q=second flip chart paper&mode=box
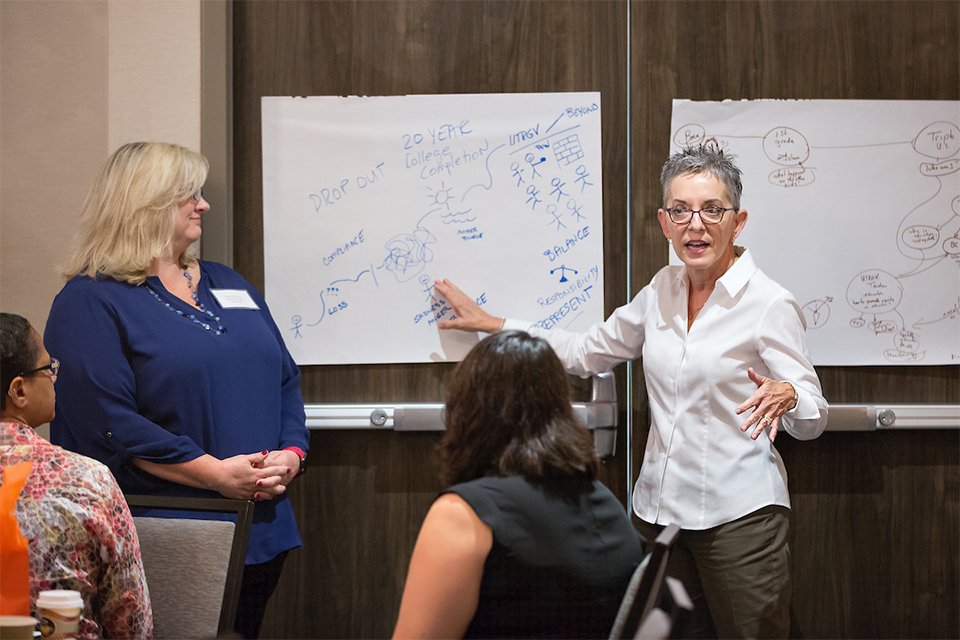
[262,93,605,365]
[669,99,960,366]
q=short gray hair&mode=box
[660,140,743,209]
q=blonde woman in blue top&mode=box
[45,142,308,639]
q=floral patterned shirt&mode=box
[0,421,153,638]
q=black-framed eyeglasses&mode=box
[21,358,59,378]
[191,188,204,202]
[666,205,736,225]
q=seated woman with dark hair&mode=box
[393,330,643,639]
[0,312,152,638]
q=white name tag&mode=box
[211,289,260,309]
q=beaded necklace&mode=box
[145,265,225,335]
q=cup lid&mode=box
[36,590,83,608]
[0,615,38,625]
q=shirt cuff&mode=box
[781,381,819,420]
[501,318,535,333]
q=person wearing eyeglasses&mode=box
[1,312,153,639]
[43,142,309,639]
[433,142,828,639]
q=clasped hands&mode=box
[219,448,301,502]
[736,368,797,442]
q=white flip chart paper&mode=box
[670,99,960,365]
[262,93,605,364]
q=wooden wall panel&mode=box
[778,429,959,638]
[630,2,959,638]
[233,2,629,637]
[234,0,957,637]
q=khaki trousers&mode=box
[636,505,791,640]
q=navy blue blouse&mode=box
[44,260,309,564]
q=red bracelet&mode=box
[282,446,307,476]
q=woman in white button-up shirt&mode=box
[435,142,828,639]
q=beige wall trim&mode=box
[200,0,233,267]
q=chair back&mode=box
[608,523,681,640]
[126,495,253,639]
[633,576,694,639]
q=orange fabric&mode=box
[1,461,33,615]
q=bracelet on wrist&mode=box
[282,446,307,477]
[785,383,798,411]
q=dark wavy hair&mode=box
[1,312,39,411]
[439,330,598,487]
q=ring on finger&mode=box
[762,416,773,426]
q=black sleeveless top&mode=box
[446,475,644,639]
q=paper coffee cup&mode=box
[0,615,38,640]
[36,591,82,640]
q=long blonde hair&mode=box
[61,142,209,284]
